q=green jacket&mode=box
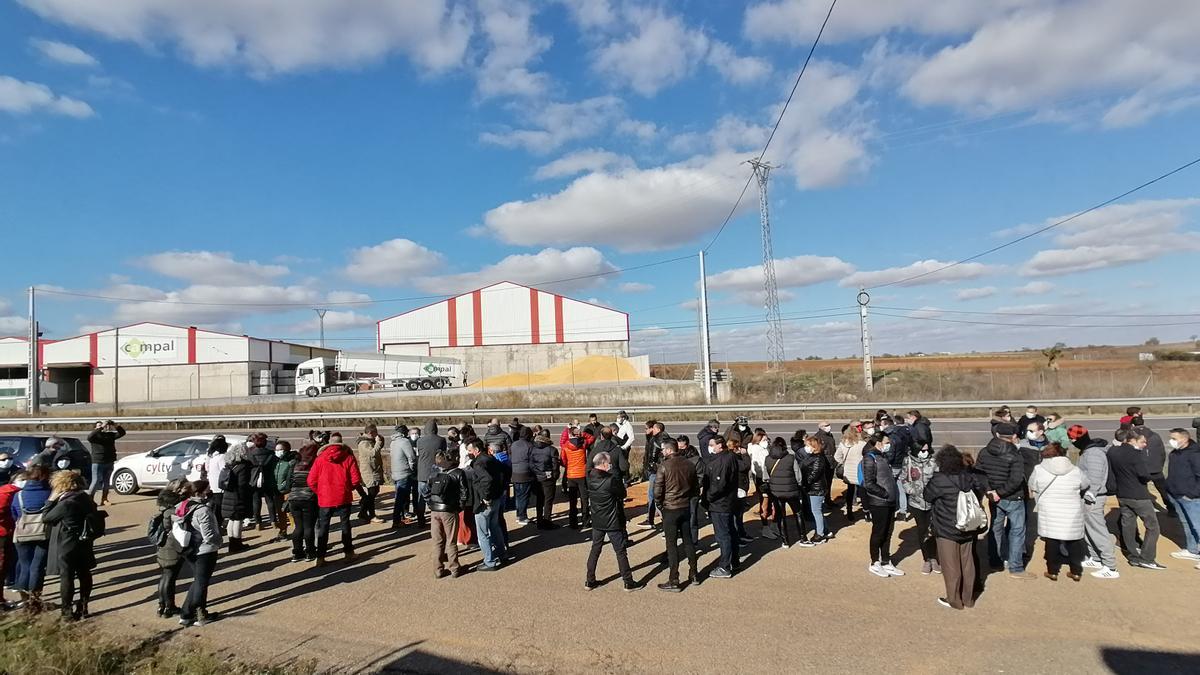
[275,451,297,493]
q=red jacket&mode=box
[0,484,17,537]
[307,444,363,508]
[559,429,595,450]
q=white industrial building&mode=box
[376,281,633,382]
[0,322,335,408]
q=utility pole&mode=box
[314,308,328,348]
[27,287,39,415]
[747,159,785,375]
[858,289,874,393]
[113,326,120,416]
[698,250,713,404]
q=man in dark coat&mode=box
[415,420,447,527]
[86,420,125,504]
[584,452,637,591]
[701,436,740,578]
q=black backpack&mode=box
[147,512,168,547]
[81,508,107,541]
[428,470,453,499]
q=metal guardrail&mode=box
[0,396,1196,427]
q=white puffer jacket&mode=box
[1030,456,1091,540]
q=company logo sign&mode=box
[122,338,177,359]
[423,362,452,375]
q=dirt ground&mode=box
[63,483,1200,674]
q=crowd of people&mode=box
[0,406,1197,623]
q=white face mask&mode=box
[275,450,286,458]
[820,425,831,433]
[1169,439,1181,450]
[409,433,420,441]
[0,459,11,469]
[863,427,875,436]
[56,459,70,470]
[1025,412,1036,419]
[917,450,931,459]
[14,480,27,489]
[880,444,891,454]
[1026,430,1040,440]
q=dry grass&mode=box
[0,615,314,675]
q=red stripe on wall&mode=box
[554,295,564,344]
[88,333,97,402]
[472,290,483,346]
[529,288,540,344]
[447,297,458,347]
[187,327,197,364]
[36,340,45,375]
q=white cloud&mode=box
[475,0,551,99]
[483,152,749,251]
[1021,199,1200,277]
[592,9,709,96]
[140,250,289,285]
[558,0,616,29]
[106,284,324,327]
[17,0,473,77]
[1013,281,1054,296]
[706,41,771,85]
[30,38,99,67]
[618,282,654,293]
[708,256,855,294]
[955,286,996,301]
[0,75,94,118]
[324,291,372,304]
[744,0,1028,44]
[345,239,445,286]
[292,310,376,333]
[901,0,1200,126]
[534,149,634,180]
[480,96,652,154]
[0,316,29,335]
[840,260,995,288]
[414,246,616,295]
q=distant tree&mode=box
[1054,341,1067,349]
[1145,337,1161,346]
[1042,344,1065,370]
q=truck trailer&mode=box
[295,352,462,397]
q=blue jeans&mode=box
[893,468,908,514]
[807,495,827,538]
[645,473,657,525]
[416,481,430,522]
[13,541,49,593]
[89,462,114,496]
[710,510,739,572]
[393,477,412,522]
[989,498,1027,572]
[1170,495,1200,554]
[513,482,532,521]
[474,502,506,567]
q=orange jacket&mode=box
[561,441,588,480]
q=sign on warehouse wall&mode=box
[120,337,179,363]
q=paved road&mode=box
[77,475,1200,673]
[73,415,1196,456]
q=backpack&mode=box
[218,465,235,492]
[13,492,49,543]
[81,508,107,541]
[955,478,988,532]
[428,470,453,499]
[147,511,169,547]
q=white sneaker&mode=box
[1090,567,1120,579]
[516,519,530,526]
[882,563,905,577]
[868,562,889,578]
[1169,550,1200,561]
[1081,558,1103,569]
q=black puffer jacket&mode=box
[586,468,626,531]
[798,451,830,497]
[701,451,739,512]
[509,439,535,483]
[220,455,252,520]
[735,450,751,493]
[861,449,897,507]
[247,445,278,495]
[483,425,511,453]
[924,470,988,542]
[87,425,125,464]
[975,438,1025,500]
[764,446,800,499]
[468,452,504,511]
[155,490,184,568]
[529,438,559,480]
[589,436,628,478]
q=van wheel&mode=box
[420,379,434,390]
[345,384,359,394]
[433,378,446,389]
[305,386,320,398]
[113,470,139,496]
[405,381,420,391]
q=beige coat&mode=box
[355,434,385,488]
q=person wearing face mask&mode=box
[272,441,297,542]
[529,429,560,530]
[697,420,721,459]
[0,452,25,486]
[833,426,867,522]
[46,438,92,484]
[353,425,385,524]
[561,426,591,530]
[308,432,365,566]
[508,417,526,445]
[638,422,670,529]
[1017,422,1050,558]
[862,433,904,578]
[797,437,831,545]
[203,436,229,528]
[813,422,837,509]
[1108,429,1164,570]
[976,423,1033,579]
[880,416,913,522]
[388,425,417,529]
[1067,425,1119,579]
[0,467,20,609]
[1016,406,1045,440]
[287,444,319,563]
[43,470,99,621]
[901,443,940,574]
[508,427,537,526]
[614,411,635,467]
[906,411,933,452]
[724,416,753,449]
[219,439,252,553]
[484,418,512,456]
[175,479,222,627]
[1044,414,1072,457]
[1165,428,1200,566]
[10,466,53,612]
[764,437,801,548]
[415,420,447,528]
[701,436,740,579]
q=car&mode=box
[0,435,90,467]
[110,434,263,496]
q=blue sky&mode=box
[2,0,1199,362]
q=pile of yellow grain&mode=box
[469,355,643,388]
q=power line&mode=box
[875,305,1200,319]
[873,310,1200,330]
[35,254,697,308]
[869,154,1200,289]
[702,0,839,253]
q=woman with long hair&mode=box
[924,445,988,609]
[833,426,866,521]
[43,470,98,620]
[799,436,831,543]
[177,479,222,627]
[764,437,803,548]
[747,429,771,525]
[154,479,191,617]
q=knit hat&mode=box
[1119,415,1134,428]
[1067,424,1089,441]
[994,422,1018,437]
